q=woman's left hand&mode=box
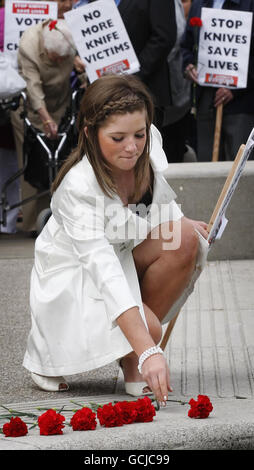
[187,218,209,239]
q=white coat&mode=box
[23,126,209,376]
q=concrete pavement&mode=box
[0,231,254,452]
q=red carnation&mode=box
[37,409,65,435]
[188,395,213,419]
[49,20,58,31]
[134,396,156,423]
[3,417,28,437]
[114,401,138,425]
[189,17,203,27]
[70,407,97,431]
[97,403,123,428]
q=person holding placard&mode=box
[70,0,179,164]
[181,0,254,161]
[23,74,209,402]
[118,0,178,161]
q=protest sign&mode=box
[4,1,57,55]
[64,0,140,83]
[208,127,254,244]
[197,8,253,89]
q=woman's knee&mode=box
[179,218,199,266]
[160,217,199,269]
[133,218,199,281]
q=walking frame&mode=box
[0,89,81,232]
[160,127,254,351]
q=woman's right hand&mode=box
[116,306,172,404]
[141,353,172,404]
[38,107,58,140]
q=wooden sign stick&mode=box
[160,144,246,352]
[212,103,223,162]
[207,144,245,233]
[160,313,179,351]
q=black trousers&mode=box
[154,107,196,163]
[196,88,254,161]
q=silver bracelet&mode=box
[138,346,163,374]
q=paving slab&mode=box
[0,234,254,452]
[0,395,254,451]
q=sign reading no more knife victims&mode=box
[197,8,253,89]
[4,1,57,55]
[64,0,140,82]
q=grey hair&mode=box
[42,19,75,57]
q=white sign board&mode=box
[208,127,254,245]
[197,8,253,89]
[64,0,140,83]
[4,1,57,55]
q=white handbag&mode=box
[0,52,26,99]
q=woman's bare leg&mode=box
[133,216,199,321]
[121,216,199,385]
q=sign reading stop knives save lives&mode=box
[4,1,57,54]
[197,8,253,89]
[64,0,140,82]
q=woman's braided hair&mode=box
[83,95,146,128]
[52,74,154,201]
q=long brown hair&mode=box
[51,74,154,200]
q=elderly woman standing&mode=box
[11,19,76,233]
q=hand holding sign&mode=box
[214,87,233,107]
[209,127,254,243]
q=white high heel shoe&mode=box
[117,359,153,397]
[125,381,153,397]
[31,372,69,392]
